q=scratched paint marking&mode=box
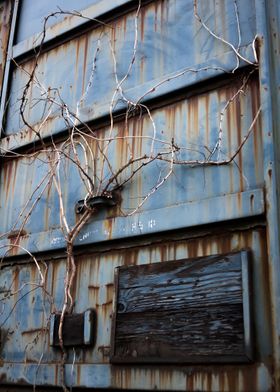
[50,237,65,246]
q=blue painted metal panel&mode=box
[13,0,137,58]
[4,0,257,140]
[0,189,264,256]
[16,0,103,43]
[0,77,264,255]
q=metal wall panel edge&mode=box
[0,188,264,258]
[255,0,280,388]
[0,363,272,391]
[0,47,255,152]
[12,0,137,59]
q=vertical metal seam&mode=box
[255,0,280,387]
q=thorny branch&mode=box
[0,1,260,390]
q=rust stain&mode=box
[88,284,99,306]
[159,243,167,262]
[54,364,59,387]
[98,345,111,361]
[122,248,139,267]
[106,283,114,303]
[110,22,116,52]
[8,234,21,256]
[188,95,199,139]
[98,301,112,325]
[167,103,176,140]
[186,369,194,390]
[234,84,243,192]
[160,0,166,32]
[13,267,19,295]
[3,159,18,202]
[71,254,81,302]
[103,218,113,240]
[251,78,262,183]
[111,364,266,391]
[139,52,145,83]
[115,122,126,176]
[44,180,52,231]
[82,35,89,96]
[204,93,210,147]
[7,229,27,239]
[152,0,165,32]
[29,261,37,283]
[237,190,242,212]
[216,235,233,255]
[75,38,81,87]
[76,364,81,386]
[131,117,137,160]
[140,6,146,42]
[21,327,47,336]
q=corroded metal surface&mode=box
[0,226,273,390]
[4,0,257,140]
[0,77,263,255]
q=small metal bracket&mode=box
[75,195,117,214]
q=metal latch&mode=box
[75,195,117,214]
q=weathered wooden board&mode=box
[111,250,253,363]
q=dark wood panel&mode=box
[111,250,253,363]
[52,313,84,347]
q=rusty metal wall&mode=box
[0,224,273,390]
[0,0,279,390]
[2,0,257,148]
[0,76,264,255]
